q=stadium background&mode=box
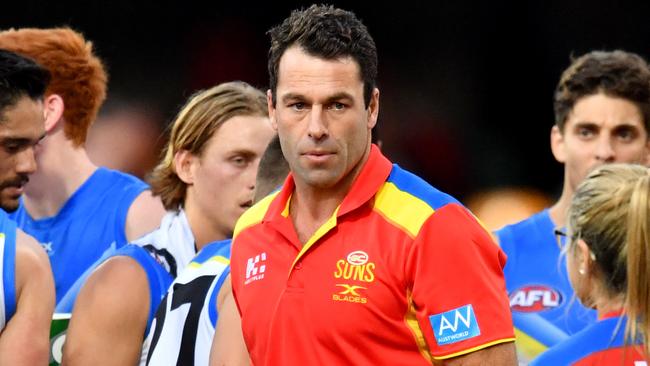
[2,0,649,227]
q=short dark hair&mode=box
[0,48,50,118]
[268,4,377,107]
[554,50,650,132]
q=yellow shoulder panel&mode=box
[233,191,279,238]
[373,182,435,238]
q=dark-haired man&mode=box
[0,49,55,365]
[496,50,650,362]
[230,5,516,365]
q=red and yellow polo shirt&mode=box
[231,145,514,365]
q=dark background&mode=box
[3,0,650,203]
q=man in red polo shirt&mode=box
[230,4,517,365]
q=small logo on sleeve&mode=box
[244,252,266,285]
[429,304,481,345]
[40,241,54,256]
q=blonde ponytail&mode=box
[625,174,650,357]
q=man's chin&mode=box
[0,198,20,213]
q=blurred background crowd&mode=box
[3,0,649,229]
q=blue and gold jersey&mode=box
[531,313,646,366]
[497,210,596,362]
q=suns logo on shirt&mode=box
[509,285,562,312]
[332,250,375,304]
[333,250,375,283]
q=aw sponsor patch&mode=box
[429,304,480,345]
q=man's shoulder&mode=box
[233,191,279,238]
[372,164,463,238]
[73,167,149,208]
[0,209,15,234]
[94,167,149,192]
[532,318,624,366]
[15,229,52,306]
[384,164,461,211]
[193,239,232,265]
[495,210,551,244]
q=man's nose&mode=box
[15,147,37,175]
[595,136,615,162]
[307,106,328,141]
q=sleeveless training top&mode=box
[0,209,17,331]
[10,167,148,304]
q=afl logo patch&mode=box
[509,285,562,312]
[347,251,369,265]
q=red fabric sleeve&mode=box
[405,203,515,359]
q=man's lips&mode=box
[302,151,335,163]
[2,185,24,196]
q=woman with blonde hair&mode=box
[532,163,650,365]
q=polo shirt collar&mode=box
[264,144,392,224]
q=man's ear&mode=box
[43,94,65,133]
[550,125,567,164]
[174,150,196,185]
[367,88,379,129]
[267,90,277,132]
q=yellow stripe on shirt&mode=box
[373,182,435,238]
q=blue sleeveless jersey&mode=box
[0,210,16,330]
[9,168,148,304]
[113,245,173,333]
[531,315,646,366]
[56,244,173,334]
[496,209,596,361]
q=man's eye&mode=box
[329,102,345,111]
[577,128,595,138]
[617,129,636,141]
[4,144,20,153]
[290,102,305,111]
[232,157,246,166]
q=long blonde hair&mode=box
[148,81,267,210]
[567,163,650,356]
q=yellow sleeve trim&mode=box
[188,255,230,269]
[433,337,516,360]
[403,290,434,363]
[232,191,279,238]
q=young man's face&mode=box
[187,114,274,238]
[269,46,379,191]
[552,93,650,191]
[0,96,45,212]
